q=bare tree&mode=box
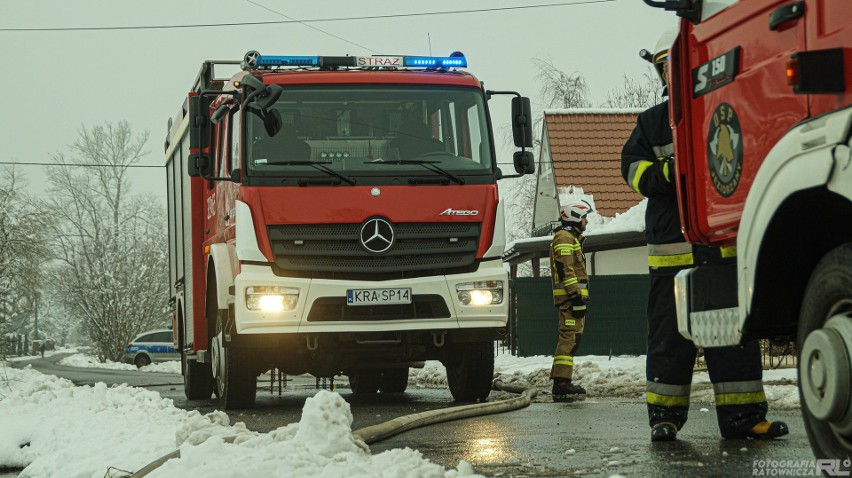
[0,167,50,356]
[602,67,663,109]
[43,121,168,362]
[531,58,592,110]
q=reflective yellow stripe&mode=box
[648,242,692,255]
[630,160,654,194]
[648,253,694,268]
[720,246,737,258]
[553,355,573,366]
[714,391,767,406]
[646,391,690,407]
[663,160,671,182]
[572,305,586,311]
[580,289,589,298]
[553,289,567,296]
[562,277,579,286]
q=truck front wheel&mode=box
[444,341,494,402]
[798,242,852,466]
[211,310,257,409]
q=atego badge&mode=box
[707,103,743,198]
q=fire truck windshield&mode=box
[245,86,493,180]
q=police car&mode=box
[123,328,179,367]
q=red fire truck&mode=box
[164,51,534,409]
[646,0,851,463]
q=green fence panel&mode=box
[515,275,649,357]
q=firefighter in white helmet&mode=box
[621,28,788,442]
[548,199,593,399]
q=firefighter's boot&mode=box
[746,421,789,439]
[552,378,586,398]
[651,422,678,442]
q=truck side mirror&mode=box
[188,94,211,177]
[513,151,535,175]
[211,104,229,124]
[642,0,702,24]
[511,97,533,148]
[241,75,282,109]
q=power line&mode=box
[245,0,378,54]
[0,161,162,168]
[0,1,617,32]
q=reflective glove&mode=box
[659,155,675,183]
[570,296,587,319]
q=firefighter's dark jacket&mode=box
[620,100,683,247]
[550,225,588,306]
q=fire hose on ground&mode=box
[129,380,536,477]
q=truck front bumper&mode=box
[233,259,509,335]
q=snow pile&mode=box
[59,353,182,374]
[0,365,483,478]
[555,186,647,236]
[149,390,483,477]
[0,365,239,476]
[585,198,647,236]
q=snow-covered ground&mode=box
[0,352,798,478]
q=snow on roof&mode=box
[543,108,646,115]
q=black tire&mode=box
[349,371,381,394]
[379,368,409,393]
[798,242,852,466]
[445,341,494,402]
[183,350,213,400]
[213,310,257,409]
[134,354,151,368]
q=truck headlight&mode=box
[245,286,299,312]
[456,281,503,306]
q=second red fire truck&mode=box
[646,0,852,465]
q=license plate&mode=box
[347,288,412,306]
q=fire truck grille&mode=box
[267,222,481,279]
[307,295,451,321]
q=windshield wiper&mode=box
[265,160,356,185]
[362,160,465,185]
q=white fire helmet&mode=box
[559,199,593,223]
[653,28,678,87]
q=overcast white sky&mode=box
[0,0,676,198]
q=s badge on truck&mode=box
[693,47,740,98]
[707,102,743,198]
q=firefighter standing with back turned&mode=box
[549,199,593,399]
[621,29,789,442]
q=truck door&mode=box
[672,0,808,245]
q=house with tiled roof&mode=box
[532,108,645,236]
[501,108,651,276]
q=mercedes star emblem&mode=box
[359,217,395,254]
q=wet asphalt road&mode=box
[16,355,817,477]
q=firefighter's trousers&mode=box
[646,274,768,437]
[550,306,585,380]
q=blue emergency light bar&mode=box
[241,50,467,70]
[403,55,467,68]
[255,55,320,67]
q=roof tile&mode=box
[544,111,644,216]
